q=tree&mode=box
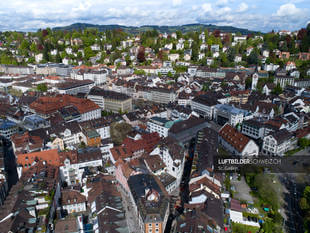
[37,83,48,92]
[227,47,236,62]
[245,77,252,89]
[110,122,132,145]
[84,46,94,60]
[191,42,199,62]
[300,197,310,210]
[43,44,49,62]
[247,50,259,65]
[272,83,283,95]
[167,71,173,78]
[55,53,62,63]
[298,138,310,148]
[137,46,146,63]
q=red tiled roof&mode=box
[219,124,250,153]
[295,126,310,138]
[29,94,100,115]
[17,149,60,170]
[62,189,86,205]
[11,132,43,153]
[59,150,78,165]
[123,132,160,154]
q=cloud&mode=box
[172,0,182,6]
[202,3,212,13]
[217,7,231,14]
[0,0,308,32]
[275,3,302,16]
[237,2,248,12]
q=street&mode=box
[3,139,18,189]
[279,174,304,233]
[164,138,195,233]
[117,185,142,233]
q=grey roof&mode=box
[270,129,292,144]
[88,87,131,100]
[127,174,169,222]
[215,104,250,116]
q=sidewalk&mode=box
[117,185,142,233]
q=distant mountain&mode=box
[53,23,260,35]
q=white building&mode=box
[150,138,186,186]
[214,104,252,127]
[191,95,219,120]
[82,70,108,85]
[62,190,87,213]
[147,117,176,138]
[219,124,259,157]
[35,53,43,63]
[242,119,267,140]
[168,54,179,62]
[59,148,103,185]
[262,129,292,156]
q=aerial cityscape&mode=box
[0,1,309,233]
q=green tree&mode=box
[191,42,199,62]
[167,71,173,78]
[271,83,283,95]
[247,50,259,65]
[298,138,310,148]
[84,46,94,60]
[37,83,48,92]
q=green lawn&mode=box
[232,222,260,233]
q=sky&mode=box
[0,0,309,32]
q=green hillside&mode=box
[53,23,260,35]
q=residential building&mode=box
[191,94,220,119]
[196,67,225,79]
[151,137,186,186]
[87,174,129,233]
[262,129,293,156]
[219,124,259,156]
[151,88,176,104]
[242,119,267,139]
[22,114,50,131]
[11,131,44,154]
[88,87,133,113]
[48,121,85,149]
[147,117,177,138]
[128,174,170,233]
[168,117,209,145]
[61,189,87,214]
[0,119,18,139]
[59,148,103,185]
[274,76,295,88]
[214,104,252,126]
[56,79,95,95]
[229,199,260,227]
[29,95,101,121]
[17,149,61,172]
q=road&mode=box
[164,139,195,233]
[2,139,18,189]
[293,147,310,156]
[279,174,304,233]
[117,185,142,233]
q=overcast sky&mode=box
[0,0,309,32]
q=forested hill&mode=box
[53,23,260,35]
